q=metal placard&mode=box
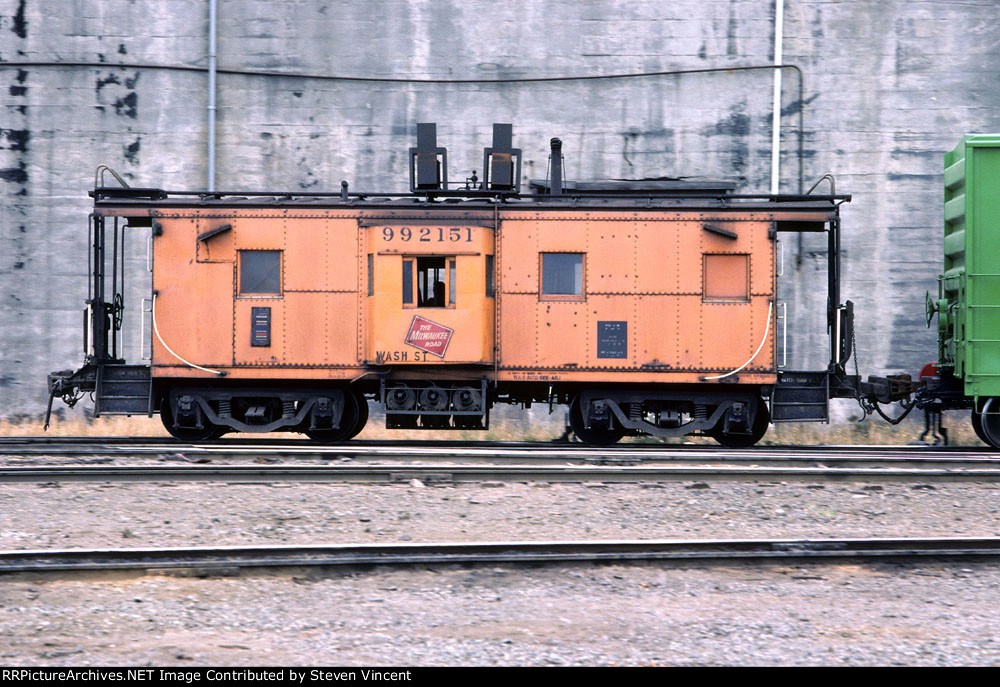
[251,307,271,347]
[597,321,627,359]
[404,315,454,358]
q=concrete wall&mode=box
[1,0,999,419]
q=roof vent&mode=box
[482,123,521,193]
[409,123,448,192]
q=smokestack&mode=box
[549,137,563,196]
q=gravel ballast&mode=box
[2,478,1000,665]
[1,480,999,549]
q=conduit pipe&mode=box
[208,0,217,192]
[770,0,784,195]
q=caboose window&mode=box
[367,254,374,297]
[402,256,455,308]
[402,259,414,305]
[418,257,447,307]
[448,259,456,306]
[239,250,281,295]
[541,253,584,298]
[486,254,495,297]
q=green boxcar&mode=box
[939,134,1000,400]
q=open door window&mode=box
[403,256,457,308]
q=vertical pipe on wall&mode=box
[208,0,218,192]
[769,0,784,195]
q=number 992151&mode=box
[381,227,473,243]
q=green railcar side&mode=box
[940,134,1000,400]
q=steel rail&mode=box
[1,440,998,471]
[9,452,1000,471]
[4,537,1000,574]
[0,434,996,453]
[0,436,991,455]
[2,463,1000,484]
[1,436,991,452]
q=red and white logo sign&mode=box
[404,316,454,358]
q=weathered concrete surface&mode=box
[1,0,999,419]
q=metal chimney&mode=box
[549,137,563,196]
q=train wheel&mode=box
[306,390,363,442]
[159,398,223,442]
[972,399,1000,449]
[711,397,770,448]
[342,392,369,440]
[569,396,626,445]
[971,410,988,446]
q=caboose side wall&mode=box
[495,210,777,385]
[150,210,366,380]
[112,204,790,385]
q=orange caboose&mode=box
[47,124,855,446]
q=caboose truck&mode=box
[47,123,913,446]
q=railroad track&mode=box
[2,437,998,470]
[2,436,990,454]
[4,537,1000,575]
[3,462,1000,484]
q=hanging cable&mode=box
[2,60,802,86]
[852,322,870,420]
[151,293,225,376]
[6,60,808,193]
[863,397,917,425]
[701,301,773,381]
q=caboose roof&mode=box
[91,185,848,215]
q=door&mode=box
[365,220,495,365]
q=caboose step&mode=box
[95,364,152,415]
[772,371,829,422]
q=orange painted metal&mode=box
[151,210,364,380]
[133,203,819,386]
[152,216,234,372]
[497,211,776,385]
[703,254,749,301]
